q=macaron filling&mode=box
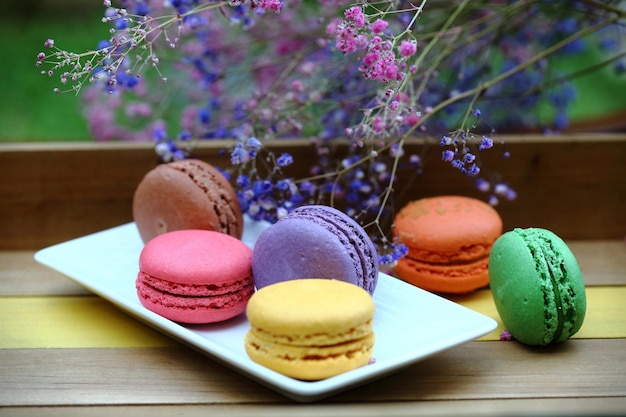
[136,272,255,312]
[138,272,253,297]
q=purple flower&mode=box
[499,330,514,341]
[133,2,151,16]
[275,179,291,191]
[442,150,455,162]
[246,137,262,152]
[475,178,490,192]
[199,108,211,124]
[467,163,480,176]
[494,183,509,196]
[379,254,393,264]
[276,152,293,167]
[97,40,111,51]
[391,243,408,260]
[236,175,249,187]
[479,136,493,150]
[178,130,192,141]
[298,181,315,196]
[505,188,517,201]
[451,159,465,170]
[230,143,247,165]
[252,179,272,196]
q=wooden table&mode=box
[1,138,625,416]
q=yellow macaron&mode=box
[244,279,375,380]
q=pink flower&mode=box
[372,115,384,132]
[259,0,282,13]
[363,51,380,66]
[384,63,399,81]
[345,6,366,27]
[403,112,421,126]
[499,330,514,341]
[399,40,417,57]
[371,19,388,34]
[334,18,370,54]
[336,24,358,53]
[125,102,153,118]
[325,18,341,36]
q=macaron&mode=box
[393,195,502,293]
[133,159,243,244]
[244,279,375,380]
[135,229,254,324]
[251,205,379,294]
[489,227,586,346]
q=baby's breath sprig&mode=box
[229,137,307,223]
[36,1,280,94]
[37,0,625,264]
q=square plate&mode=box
[35,218,497,402]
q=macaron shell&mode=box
[251,204,379,294]
[133,159,242,243]
[139,229,252,285]
[252,218,358,287]
[136,230,254,324]
[246,278,375,338]
[489,234,548,345]
[393,196,502,262]
[489,228,586,345]
[395,255,489,294]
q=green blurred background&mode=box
[0,0,103,141]
[0,0,624,142]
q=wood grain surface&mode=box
[1,137,625,415]
[1,134,625,249]
[2,339,625,407]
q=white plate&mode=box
[35,218,497,402]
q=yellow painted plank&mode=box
[449,286,626,341]
[0,296,175,348]
[1,287,624,348]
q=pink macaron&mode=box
[136,229,254,324]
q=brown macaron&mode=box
[393,195,502,293]
[133,159,243,243]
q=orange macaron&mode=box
[393,196,502,293]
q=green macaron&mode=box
[488,228,586,346]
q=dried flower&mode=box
[37,0,625,261]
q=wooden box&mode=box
[1,133,624,250]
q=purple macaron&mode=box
[251,205,379,295]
